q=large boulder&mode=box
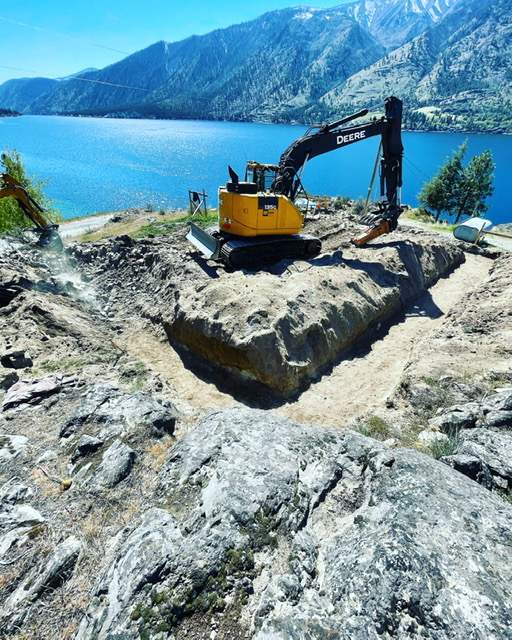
[59,383,179,439]
[76,407,512,640]
[166,235,464,391]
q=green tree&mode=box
[418,142,466,221]
[418,142,495,223]
[454,149,494,223]
[0,149,59,235]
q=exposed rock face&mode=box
[1,535,81,630]
[77,407,512,640]
[166,235,464,391]
[83,439,136,489]
[59,382,179,440]
[436,389,512,491]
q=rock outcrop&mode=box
[76,407,512,640]
[435,389,512,491]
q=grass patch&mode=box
[427,432,460,460]
[404,208,456,233]
[496,489,512,504]
[356,414,393,440]
[133,211,218,239]
[36,350,117,375]
[119,360,149,391]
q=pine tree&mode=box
[454,149,495,223]
[418,143,495,223]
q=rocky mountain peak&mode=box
[351,0,463,46]
[0,0,507,131]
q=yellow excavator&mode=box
[0,173,62,250]
[187,96,403,268]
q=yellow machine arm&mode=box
[351,220,392,246]
[0,173,62,249]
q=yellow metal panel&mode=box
[218,189,304,237]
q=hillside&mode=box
[0,0,510,132]
[1,209,512,638]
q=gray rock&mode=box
[36,449,58,464]
[417,428,449,446]
[75,509,182,640]
[486,390,512,412]
[71,434,104,463]
[59,383,178,439]
[453,429,512,490]
[1,536,81,630]
[0,349,33,369]
[482,409,512,429]
[77,408,512,640]
[0,434,28,460]
[83,440,135,489]
[0,503,45,558]
[430,402,481,433]
[441,454,494,490]
[0,370,19,390]
[0,483,33,505]
[431,391,512,433]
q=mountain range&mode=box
[0,0,510,132]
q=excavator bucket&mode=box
[351,220,391,246]
[36,225,63,251]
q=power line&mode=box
[0,64,152,92]
[71,77,152,92]
[0,15,130,55]
[404,157,431,184]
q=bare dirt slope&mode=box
[112,252,494,429]
[57,211,509,431]
[1,210,509,431]
[275,252,493,425]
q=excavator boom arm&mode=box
[272,97,403,206]
[0,173,62,250]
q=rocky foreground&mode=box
[0,214,511,639]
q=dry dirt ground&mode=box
[57,211,512,433]
[2,209,510,435]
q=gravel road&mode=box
[58,213,114,239]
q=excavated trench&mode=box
[65,217,489,418]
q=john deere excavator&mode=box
[187,96,403,268]
[0,173,62,250]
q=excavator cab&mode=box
[244,162,278,192]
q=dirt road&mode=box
[59,213,114,238]
[275,253,492,426]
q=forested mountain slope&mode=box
[0,0,509,131]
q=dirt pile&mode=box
[68,218,464,392]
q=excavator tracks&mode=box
[220,234,321,268]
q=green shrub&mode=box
[0,148,60,235]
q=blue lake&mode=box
[1,115,511,224]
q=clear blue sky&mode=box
[0,1,351,86]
